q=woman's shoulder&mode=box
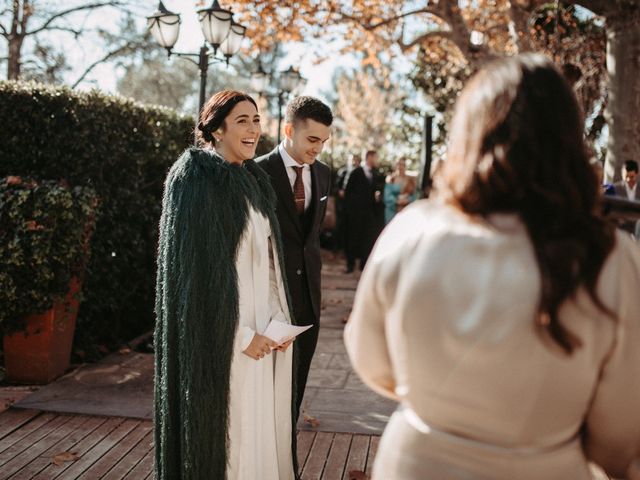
[374,200,524,262]
[372,201,461,257]
[167,148,230,185]
[603,230,640,284]
[387,199,468,232]
[174,147,224,170]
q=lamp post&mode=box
[251,64,304,144]
[146,1,247,124]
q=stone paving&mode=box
[299,253,396,435]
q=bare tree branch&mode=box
[27,1,125,36]
[0,21,8,38]
[361,7,441,30]
[20,58,41,66]
[399,30,453,52]
[40,26,82,37]
[71,39,141,88]
[436,1,492,68]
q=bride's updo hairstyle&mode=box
[436,53,616,354]
[196,90,257,147]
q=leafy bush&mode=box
[0,81,193,354]
[0,176,98,334]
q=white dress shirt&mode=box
[363,164,373,181]
[625,182,637,201]
[279,143,311,211]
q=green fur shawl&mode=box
[154,148,298,480]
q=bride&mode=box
[154,90,296,480]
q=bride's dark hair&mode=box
[436,53,616,354]
[196,90,257,147]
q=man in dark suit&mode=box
[335,153,361,251]
[612,159,640,236]
[256,96,333,417]
[343,149,384,272]
[613,160,640,201]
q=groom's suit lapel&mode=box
[270,149,304,237]
[307,163,321,239]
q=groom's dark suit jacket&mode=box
[257,148,331,411]
[257,148,330,323]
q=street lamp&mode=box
[251,64,304,144]
[146,1,247,124]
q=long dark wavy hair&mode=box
[436,53,616,354]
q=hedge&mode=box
[0,81,196,356]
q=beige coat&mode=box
[344,200,640,479]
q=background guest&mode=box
[383,158,416,224]
[613,159,640,201]
[343,149,383,272]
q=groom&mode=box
[257,96,333,417]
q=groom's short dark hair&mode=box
[285,96,333,127]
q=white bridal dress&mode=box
[226,206,295,480]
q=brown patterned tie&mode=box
[292,166,305,214]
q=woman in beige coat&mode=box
[344,54,640,480]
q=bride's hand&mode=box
[243,334,278,360]
[274,338,294,352]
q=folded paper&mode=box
[263,320,313,346]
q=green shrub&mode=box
[0,176,98,334]
[0,81,193,354]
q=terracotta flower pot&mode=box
[3,277,82,384]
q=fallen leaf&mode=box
[6,175,22,185]
[303,412,320,428]
[118,346,132,355]
[51,451,80,466]
[24,220,38,231]
[348,470,369,480]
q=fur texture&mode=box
[154,148,297,479]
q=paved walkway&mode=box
[301,254,396,434]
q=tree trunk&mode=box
[603,8,640,182]
[7,0,28,80]
[7,34,24,80]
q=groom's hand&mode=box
[243,334,278,360]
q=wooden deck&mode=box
[0,409,378,479]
